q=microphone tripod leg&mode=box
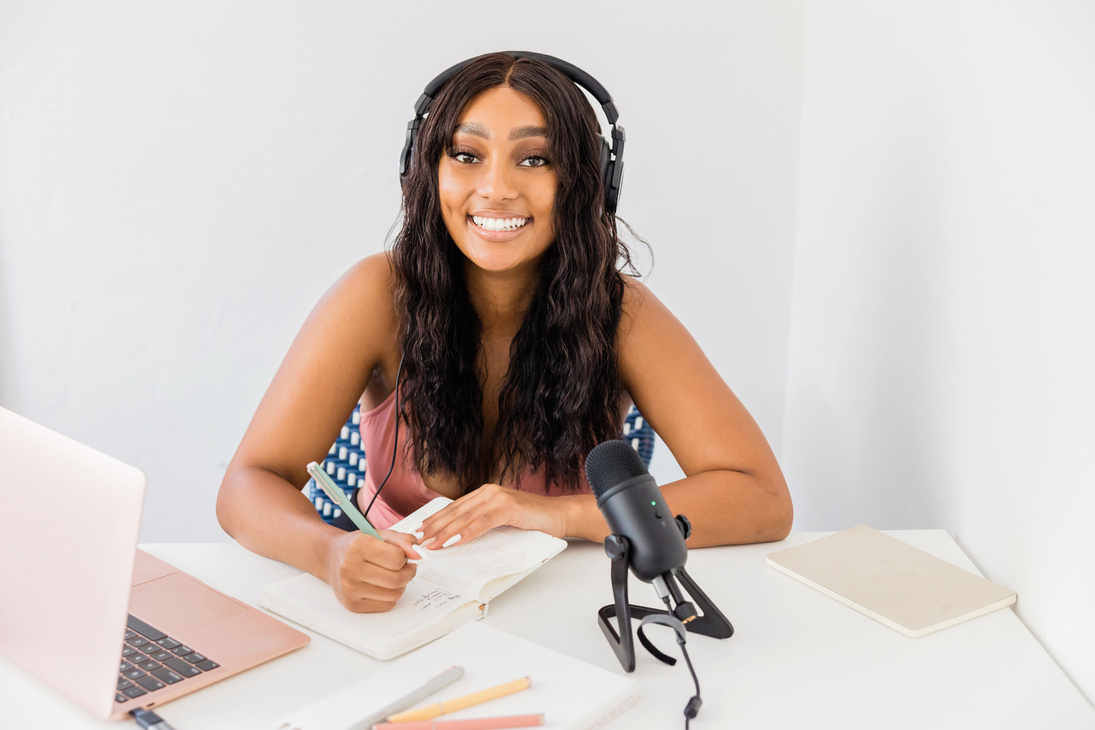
[673,566,734,639]
[669,514,734,639]
[597,534,639,671]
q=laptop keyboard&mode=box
[116,614,221,704]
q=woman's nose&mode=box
[476,158,518,201]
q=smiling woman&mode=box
[216,51,792,615]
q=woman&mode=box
[217,52,792,614]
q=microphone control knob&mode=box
[604,534,628,561]
[675,514,692,540]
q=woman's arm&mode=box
[610,277,793,546]
[215,254,420,612]
[417,277,791,550]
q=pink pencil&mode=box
[372,714,544,730]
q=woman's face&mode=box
[438,85,557,277]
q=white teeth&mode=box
[472,215,530,232]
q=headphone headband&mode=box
[420,52,619,124]
[399,51,625,214]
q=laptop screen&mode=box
[0,406,146,719]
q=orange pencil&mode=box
[373,714,544,730]
[386,677,532,723]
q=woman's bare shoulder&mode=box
[330,252,399,330]
[615,274,706,395]
[620,273,652,303]
[618,274,666,338]
[342,252,396,296]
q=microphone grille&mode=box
[585,439,648,499]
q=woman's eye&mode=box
[519,155,549,168]
[448,149,479,164]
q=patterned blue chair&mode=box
[307,405,368,524]
[621,407,655,470]
[308,404,656,524]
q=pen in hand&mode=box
[308,461,380,539]
[309,461,435,563]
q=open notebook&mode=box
[275,621,640,730]
[261,497,567,659]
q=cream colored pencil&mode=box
[386,677,532,723]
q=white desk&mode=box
[2,532,1092,729]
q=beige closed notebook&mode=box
[766,525,1016,637]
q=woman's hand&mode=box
[417,484,570,550]
[325,529,420,613]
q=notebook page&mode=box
[413,527,565,599]
[392,497,567,600]
[260,573,476,658]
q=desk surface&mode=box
[2,531,1092,729]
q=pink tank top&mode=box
[355,390,591,528]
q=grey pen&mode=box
[345,665,465,730]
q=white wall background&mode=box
[783,0,1094,708]
[0,0,804,540]
[3,0,1092,710]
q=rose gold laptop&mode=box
[0,406,309,720]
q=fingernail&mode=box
[442,534,461,549]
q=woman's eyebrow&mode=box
[452,124,548,141]
[455,122,490,139]
[510,125,548,140]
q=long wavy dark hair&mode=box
[391,52,633,493]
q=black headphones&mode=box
[398,51,626,214]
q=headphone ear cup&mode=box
[399,118,420,180]
[599,136,613,212]
[606,159,623,215]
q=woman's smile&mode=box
[467,211,534,242]
[470,214,531,232]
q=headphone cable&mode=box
[361,353,404,521]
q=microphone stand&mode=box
[597,515,734,672]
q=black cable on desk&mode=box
[661,595,703,730]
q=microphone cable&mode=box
[659,594,703,729]
[680,641,702,729]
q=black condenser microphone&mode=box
[586,439,688,583]
[587,438,732,720]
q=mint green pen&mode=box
[307,461,380,538]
